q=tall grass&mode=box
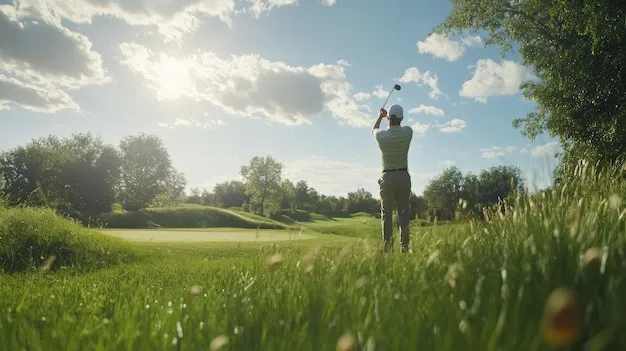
[0,207,137,273]
[0,162,624,350]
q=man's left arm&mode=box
[372,108,387,136]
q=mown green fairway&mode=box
[100,228,318,242]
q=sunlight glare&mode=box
[154,55,194,100]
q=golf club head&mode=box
[394,84,401,91]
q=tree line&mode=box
[0,132,525,223]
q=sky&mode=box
[0,0,562,199]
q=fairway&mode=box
[100,228,318,242]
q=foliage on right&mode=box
[435,0,626,181]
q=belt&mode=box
[382,168,407,173]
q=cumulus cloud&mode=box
[118,42,371,127]
[460,59,534,102]
[322,0,338,5]
[412,122,430,135]
[159,117,225,129]
[480,145,519,159]
[354,92,371,101]
[247,0,298,17]
[372,85,388,99]
[437,118,467,133]
[398,67,443,99]
[0,75,78,113]
[12,0,236,42]
[284,155,436,197]
[336,59,351,67]
[416,33,482,62]
[408,104,444,117]
[0,4,108,112]
[531,141,561,158]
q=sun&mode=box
[153,54,194,100]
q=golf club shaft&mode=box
[381,86,396,109]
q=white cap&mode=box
[389,104,403,119]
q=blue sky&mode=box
[0,0,561,198]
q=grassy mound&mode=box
[269,209,332,223]
[0,207,137,273]
[95,204,288,229]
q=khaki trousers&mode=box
[378,170,411,252]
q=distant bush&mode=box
[94,205,287,229]
[0,207,137,273]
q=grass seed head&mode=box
[541,288,581,348]
[267,254,283,270]
[189,285,202,297]
[336,332,358,351]
[210,335,229,351]
[581,247,602,272]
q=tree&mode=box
[422,166,464,220]
[200,189,215,206]
[0,133,121,217]
[346,188,378,214]
[187,188,202,204]
[277,179,295,210]
[213,181,249,208]
[240,156,283,215]
[434,0,626,176]
[118,134,176,211]
[409,192,427,219]
[477,165,525,207]
[55,136,122,217]
[151,169,187,207]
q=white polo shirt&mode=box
[373,126,413,171]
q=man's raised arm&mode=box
[372,108,387,136]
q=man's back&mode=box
[373,125,413,170]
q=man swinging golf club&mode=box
[372,84,412,253]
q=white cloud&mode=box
[247,0,298,18]
[438,118,467,133]
[439,160,456,167]
[11,0,237,43]
[284,155,436,197]
[118,42,371,127]
[531,142,561,158]
[417,34,463,62]
[0,75,78,113]
[461,35,482,47]
[372,85,388,99]
[480,145,519,159]
[159,118,225,129]
[398,67,443,99]
[336,59,351,67]
[408,104,444,117]
[417,33,482,62]
[460,59,534,102]
[0,4,108,112]
[412,122,430,135]
[322,0,338,5]
[354,92,371,101]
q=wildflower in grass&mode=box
[210,335,229,351]
[267,254,283,270]
[189,285,202,297]
[541,288,581,348]
[336,332,357,351]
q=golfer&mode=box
[372,104,413,253]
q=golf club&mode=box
[381,84,401,110]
